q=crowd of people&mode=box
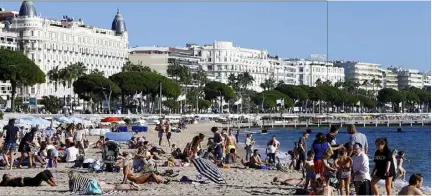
[0,117,427,195]
[262,124,424,195]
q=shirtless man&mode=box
[398,173,424,195]
[225,130,237,153]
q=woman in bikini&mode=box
[335,147,352,196]
[396,151,406,182]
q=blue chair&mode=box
[105,132,133,142]
[116,126,128,132]
[132,126,148,132]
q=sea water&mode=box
[238,126,431,191]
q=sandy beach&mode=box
[0,122,415,195]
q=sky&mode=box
[0,1,430,71]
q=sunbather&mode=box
[0,170,57,187]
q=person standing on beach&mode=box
[351,143,371,195]
[74,123,86,158]
[296,132,309,178]
[398,173,424,195]
[156,124,164,146]
[211,127,223,161]
[371,138,395,196]
[347,124,368,156]
[235,129,240,144]
[164,121,172,147]
[310,132,332,177]
[266,135,280,165]
[244,133,255,161]
[2,119,19,170]
[327,125,343,160]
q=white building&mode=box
[1,1,128,99]
[335,61,383,91]
[194,41,296,92]
[422,72,431,90]
[129,45,201,77]
[389,67,424,89]
[286,59,344,86]
[381,69,398,90]
[0,22,18,101]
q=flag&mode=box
[192,158,225,184]
[356,101,361,106]
[234,98,242,105]
[132,91,142,99]
[177,94,186,101]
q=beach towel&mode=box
[69,172,92,195]
[87,179,103,195]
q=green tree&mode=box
[227,73,240,92]
[47,66,61,92]
[122,61,153,72]
[203,81,235,113]
[163,99,180,111]
[251,90,293,111]
[315,78,322,86]
[73,74,120,113]
[40,95,63,114]
[109,72,147,113]
[0,49,46,112]
[237,72,254,91]
[198,99,212,111]
[260,78,276,91]
[91,69,105,76]
[377,88,405,112]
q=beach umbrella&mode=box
[192,157,226,184]
[101,117,121,123]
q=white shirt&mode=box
[66,146,79,162]
[352,151,371,181]
[267,145,276,153]
[74,129,85,142]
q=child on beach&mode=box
[321,149,337,186]
[396,151,406,182]
[304,150,316,190]
[288,142,299,170]
[335,148,352,196]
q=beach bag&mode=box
[142,160,157,173]
[86,179,103,195]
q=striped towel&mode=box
[69,175,92,194]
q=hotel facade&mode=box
[0,1,129,100]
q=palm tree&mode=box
[334,81,344,89]
[315,78,322,86]
[91,69,105,76]
[323,80,332,86]
[59,62,87,110]
[227,73,239,91]
[260,78,276,91]
[47,66,61,92]
[371,78,381,94]
[362,79,369,92]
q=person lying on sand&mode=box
[99,181,140,192]
[0,170,57,187]
[272,177,303,186]
[125,168,166,184]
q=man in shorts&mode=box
[165,121,172,146]
[2,119,19,170]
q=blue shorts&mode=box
[3,142,17,152]
[306,171,316,179]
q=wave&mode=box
[377,179,431,194]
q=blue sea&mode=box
[238,126,431,190]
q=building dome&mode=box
[19,1,37,17]
[111,9,126,34]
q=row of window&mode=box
[34,29,126,48]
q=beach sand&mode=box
[0,122,410,195]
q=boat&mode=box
[261,129,268,134]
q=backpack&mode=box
[86,179,103,195]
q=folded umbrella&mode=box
[192,157,226,184]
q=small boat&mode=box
[261,129,268,134]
